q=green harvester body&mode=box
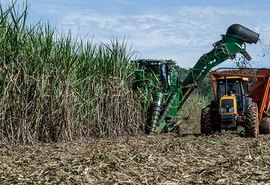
[133,24,260,133]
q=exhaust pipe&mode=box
[226,24,259,44]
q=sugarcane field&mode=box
[1,1,270,184]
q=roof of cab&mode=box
[216,76,249,81]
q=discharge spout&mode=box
[226,24,259,44]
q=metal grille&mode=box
[221,99,234,109]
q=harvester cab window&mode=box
[217,81,225,99]
[217,80,241,99]
[160,64,166,84]
[160,63,172,90]
[227,81,240,96]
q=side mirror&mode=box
[247,83,252,92]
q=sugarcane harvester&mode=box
[133,24,259,134]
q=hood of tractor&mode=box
[219,94,237,115]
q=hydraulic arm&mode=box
[181,24,259,108]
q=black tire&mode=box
[260,117,270,134]
[173,124,181,135]
[245,102,259,138]
[201,107,213,135]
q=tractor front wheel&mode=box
[200,107,213,135]
[260,117,270,134]
[245,102,259,138]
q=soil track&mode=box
[1,133,270,184]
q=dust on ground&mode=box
[1,133,270,184]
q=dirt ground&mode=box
[1,132,270,185]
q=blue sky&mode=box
[2,0,270,68]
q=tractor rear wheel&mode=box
[245,102,259,138]
[200,107,213,135]
[260,117,270,134]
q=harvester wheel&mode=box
[245,102,259,138]
[260,117,270,134]
[200,107,213,135]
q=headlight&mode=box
[219,107,235,113]
[229,107,235,112]
[219,108,226,113]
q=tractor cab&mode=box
[213,76,251,127]
[217,76,249,111]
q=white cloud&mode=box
[20,1,270,68]
[1,0,268,68]
[0,0,9,4]
[178,6,253,17]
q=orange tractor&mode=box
[201,68,270,138]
